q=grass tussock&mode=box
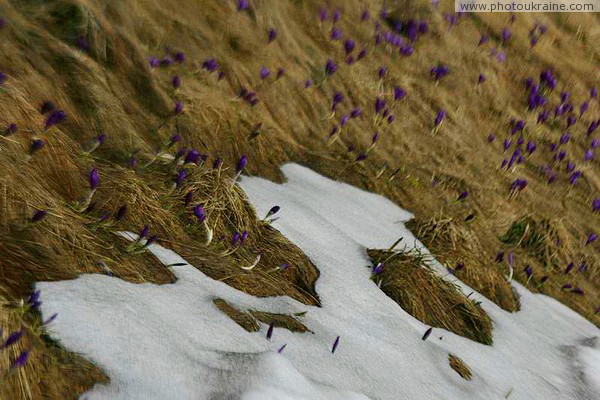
[213,298,310,334]
[407,216,520,312]
[368,249,493,345]
[448,354,472,381]
[249,310,311,333]
[213,298,259,332]
[0,297,108,400]
[500,216,567,269]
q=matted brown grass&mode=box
[448,354,473,381]
[368,249,493,345]
[0,297,108,400]
[212,298,310,334]
[407,215,521,312]
[0,0,599,396]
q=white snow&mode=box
[37,163,599,400]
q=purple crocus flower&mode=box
[422,327,433,341]
[184,150,200,164]
[278,344,287,353]
[89,168,100,190]
[562,284,573,290]
[174,101,184,114]
[580,101,589,117]
[304,79,313,88]
[10,350,29,370]
[332,336,340,353]
[318,8,328,22]
[266,322,274,340]
[478,74,486,85]
[508,251,514,267]
[375,97,386,114]
[174,51,185,63]
[524,265,533,279]
[236,155,248,173]
[393,87,406,101]
[565,263,574,274]
[566,161,575,173]
[212,157,223,169]
[175,170,187,187]
[478,34,490,46]
[591,87,598,98]
[340,114,349,126]
[202,58,219,72]
[503,139,512,151]
[344,39,355,54]
[267,28,277,43]
[495,252,504,263]
[31,210,47,223]
[325,60,337,76]
[160,56,174,67]
[373,262,384,275]
[259,66,270,80]
[526,141,536,154]
[430,64,449,82]
[149,57,160,68]
[434,110,445,127]
[172,75,181,89]
[44,109,66,130]
[569,170,582,185]
[584,149,594,161]
[592,198,600,212]
[193,205,206,223]
[360,10,370,21]
[457,191,468,201]
[588,121,599,136]
[332,8,341,23]
[350,108,361,118]
[330,27,342,40]
[510,179,528,192]
[237,0,249,11]
[2,331,23,349]
[487,133,496,143]
[265,206,280,219]
[355,153,368,162]
[400,45,414,56]
[585,232,597,246]
[115,205,128,221]
[276,68,285,80]
[501,28,511,43]
[4,122,17,136]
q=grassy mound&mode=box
[368,249,493,345]
[407,216,520,312]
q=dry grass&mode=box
[213,298,260,332]
[0,0,598,396]
[249,310,311,333]
[407,215,521,312]
[448,354,473,381]
[212,298,310,333]
[368,249,493,345]
[0,297,108,400]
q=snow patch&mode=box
[38,163,599,400]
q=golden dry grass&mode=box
[368,249,493,345]
[213,298,260,332]
[213,298,310,334]
[0,296,108,400]
[0,0,598,396]
[407,215,521,312]
[448,354,473,381]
